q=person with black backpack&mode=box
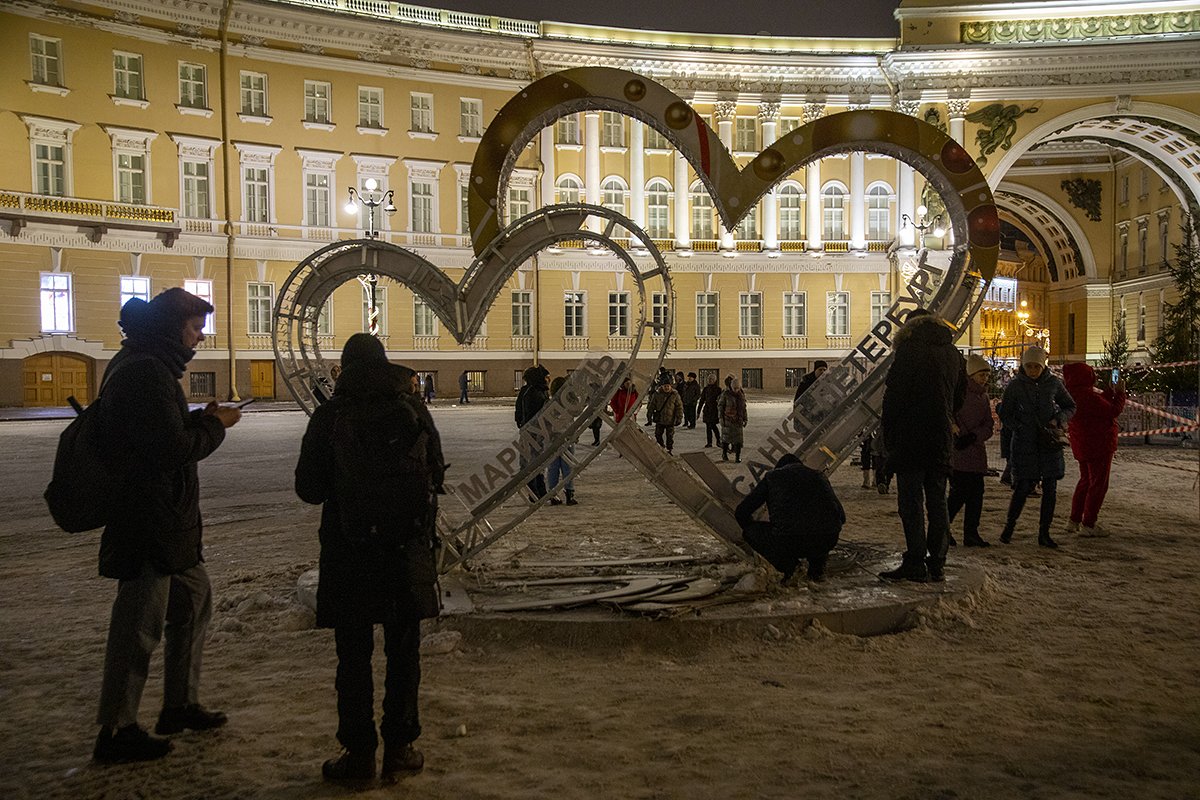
[295,333,445,787]
[91,288,241,764]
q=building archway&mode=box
[988,102,1200,214]
[994,184,1098,281]
[22,352,92,407]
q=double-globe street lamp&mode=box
[344,178,395,336]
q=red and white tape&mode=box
[1118,424,1198,438]
[1125,360,1200,372]
[1125,400,1198,426]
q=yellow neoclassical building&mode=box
[1,0,1197,405]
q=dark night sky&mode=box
[425,0,902,39]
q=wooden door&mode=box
[22,353,92,407]
[250,360,275,399]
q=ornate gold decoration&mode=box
[962,13,1200,44]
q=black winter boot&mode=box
[323,749,376,785]
[878,559,929,583]
[381,743,424,783]
[1038,530,1059,549]
[93,725,173,763]
[1000,522,1015,544]
[155,703,228,735]
[963,532,991,548]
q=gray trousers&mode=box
[97,562,213,728]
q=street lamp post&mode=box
[344,178,396,337]
[1016,299,1030,352]
[900,204,946,245]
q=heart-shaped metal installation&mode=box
[275,66,1000,572]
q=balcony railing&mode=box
[739,335,764,349]
[782,335,809,349]
[695,337,721,351]
[824,240,850,253]
[608,335,636,352]
[510,335,534,351]
[413,335,440,351]
[825,335,853,349]
[563,336,590,351]
[0,190,180,246]
[780,240,808,252]
[460,336,489,351]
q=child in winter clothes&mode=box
[1062,363,1126,537]
[947,354,995,547]
[718,378,748,462]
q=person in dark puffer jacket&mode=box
[515,365,550,498]
[295,333,444,785]
[93,288,241,764]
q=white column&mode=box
[674,150,690,250]
[947,98,970,146]
[803,102,825,251]
[629,119,645,231]
[584,111,601,231]
[849,151,866,251]
[759,101,780,252]
[539,128,555,209]
[714,100,737,252]
[895,99,920,248]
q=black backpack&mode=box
[331,393,432,545]
[43,354,148,533]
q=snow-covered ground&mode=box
[1,402,1198,799]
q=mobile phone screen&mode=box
[1110,369,1119,383]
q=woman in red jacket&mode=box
[1062,363,1126,537]
[609,377,639,425]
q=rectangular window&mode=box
[243,167,269,223]
[646,193,669,238]
[359,86,383,128]
[646,127,669,150]
[1120,232,1129,271]
[1138,298,1146,342]
[179,63,207,108]
[779,117,801,137]
[31,35,62,86]
[305,172,331,227]
[460,183,470,235]
[696,292,718,337]
[459,98,482,137]
[741,368,763,390]
[465,370,486,393]
[779,191,802,240]
[823,193,845,240]
[827,291,849,336]
[564,291,585,337]
[362,284,388,335]
[411,181,433,233]
[739,292,762,336]
[183,279,215,334]
[40,273,73,333]
[182,160,210,218]
[601,111,623,147]
[120,276,150,308]
[608,291,630,336]
[736,206,758,240]
[784,366,806,388]
[247,282,273,335]
[1119,175,1129,204]
[304,80,331,123]
[410,92,433,132]
[698,367,719,386]
[870,291,891,327]
[783,292,806,336]
[189,371,216,399]
[414,297,436,336]
[556,114,579,145]
[735,117,756,152]
[116,153,146,204]
[692,199,713,240]
[35,143,65,196]
[1139,168,1149,198]
[651,292,669,333]
[511,290,532,336]
[1138,226,1148,271]
[317,297,333,336]
[239,71,267,115]
[507,187,531,225]
[113,52,144,100]
[1068,310,1077,353]
[1160,217,1170,265]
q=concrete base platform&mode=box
[296,546,986,644]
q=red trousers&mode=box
[1070,455,1113,528]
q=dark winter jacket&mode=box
[1063,363,1125,463]
[515,366,549,428]
[951,379,995,474]
[792,371,820,404]
[735,462,845,543]
[998,367,1076,481]
[881,314,967,474]
[647,385,684,427]
[295,362,442,628]
[698,383,722,424]
[680,379,702,410]
[96,343,226,579]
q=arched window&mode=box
[556,175,581,205]
[778,183,803,241]
[690,181,713,240]
[822,185,846,241]
[646,179,671,239]
[602,178,626,215]
[867,185,891,240]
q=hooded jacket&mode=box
[1063,363,1126,462]
[515,366,549,428]
[999,365,1076,481]
[881,314,967,473]
[647,383,684,427]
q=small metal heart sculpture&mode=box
[274,66,999,570]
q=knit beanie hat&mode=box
[340,332,388,369]
[966,354,991,376]
[1021,346,1048,367]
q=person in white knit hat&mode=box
[998,346,1075,548]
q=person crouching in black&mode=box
[734,453,845,583]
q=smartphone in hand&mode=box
[1110,368,1119,383]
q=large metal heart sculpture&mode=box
[275,66,999,571]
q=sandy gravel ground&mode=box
[1,401,1198,800]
